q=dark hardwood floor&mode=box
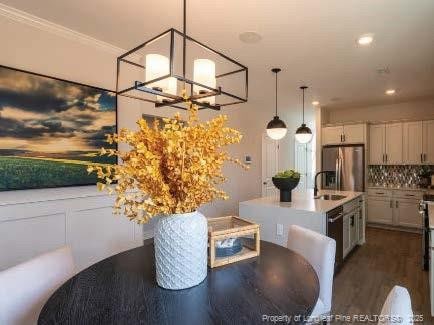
[332,227,433,323]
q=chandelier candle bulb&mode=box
[145,54,170,92]
[193,59,216,105]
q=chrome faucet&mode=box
[314,171,334,197]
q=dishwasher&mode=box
[326,205,344,269]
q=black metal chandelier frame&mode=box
[116,1,248,111]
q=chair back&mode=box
[287,225,336,311]
[0,246,75,325]
[378,286,413,325]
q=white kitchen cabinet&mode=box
[349,212,357,248]
[367,189,423,229]
[394,198,423,229]
[403,121,423,164]
[343,124,365,144]
[322,126,343,145]
[343,210,358,258]
[343,214,351,257]
[369,124,386,164]
[322,124,365,145]
[385,123,403,164]
[423,120,434,164]
[357,208,364,243]
[367,197,393,224]
[369,123,403,165]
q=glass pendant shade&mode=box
[295,86,313,144]
[266,68,287,140]
[193,59,216,105]
[266,116,287,140]
[295,123,313,144]
[145,54,177,102]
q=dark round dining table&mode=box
[38,240,319,325]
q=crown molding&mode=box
[0,3,125,56]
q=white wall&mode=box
[324,98,434,124]
[235,92,316,203]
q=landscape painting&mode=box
[0,65,117,191]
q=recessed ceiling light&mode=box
[385,89,396,95]
[357,34,374,46]
[239,31,262,44]
[312,101,320,106]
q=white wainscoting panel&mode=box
[0,186,143,272]
[0,213,66,270]
[67,207,138,270]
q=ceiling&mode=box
[2,0,434,111]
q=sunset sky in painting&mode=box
[0,67,116,153]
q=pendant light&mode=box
[266,68,287,140]
[295,86,313,144]
[116,0,248,111]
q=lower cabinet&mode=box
[343,214,350,257]
[343,205,363,258]
[357,209,364,243]
[394,198,422,228]
[367,197,393,224]
[367,190,423,229]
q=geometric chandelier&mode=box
[116,0,248,111]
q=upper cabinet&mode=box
[369,120,434,165]
[423,120,434,164]
[322,126,343,145]
[325,120,434,165]
[322,124,365,145]
[385,123,403,164]
[343,124,366,144]
[369,123,403,165]
[369,124,386,165]
[403,121,423,164]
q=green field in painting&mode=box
[0,154,116,191]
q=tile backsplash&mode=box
[368,165,433,188]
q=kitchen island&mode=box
[239,189,366,267]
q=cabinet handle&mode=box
[424,153,427,162]
[376,192,384,195]
[405,194,415,197]
[382,154,385,164]
[390,200,393,208]
[340,134,343,142]
[386,154,388,163]
[421,154,424,163]
[343,134,346,142]
[396,201,399,208]
[350,216,354,226]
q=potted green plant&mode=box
[272,169,301,202]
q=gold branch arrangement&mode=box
[87,102,248,224]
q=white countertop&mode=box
[239,189,364,213]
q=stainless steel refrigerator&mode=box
[322,145,365,192]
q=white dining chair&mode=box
[378,286,413,325]
[0,246,75,325]
[287,225,336,322]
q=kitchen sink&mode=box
[314,194,347,201]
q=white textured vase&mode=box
[154,211,208,290]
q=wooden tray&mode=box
[207,216,260,268]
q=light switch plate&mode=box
[276,224,284,236]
